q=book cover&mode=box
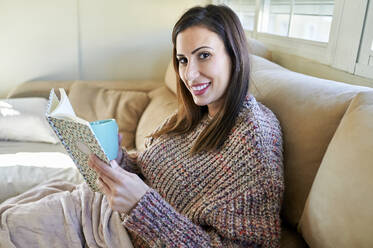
[45,88,110,192]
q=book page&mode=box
[49,90,60,113]
[48,89,88,125]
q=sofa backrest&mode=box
[7,80,76,98]
[247,55,373,229]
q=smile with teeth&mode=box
[192,83,209,91]
[190,82,211,96]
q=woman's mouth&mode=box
[191,82,210,96]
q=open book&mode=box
[46,88,110,192]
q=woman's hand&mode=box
[115,133,124,165]
[114,133,139,171]
[88,154,149,214]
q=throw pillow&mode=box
[68,82,150,150]
[249,54,372,227]
[299,91,373,247]
[136,86,177,152]
[0,97,59,144]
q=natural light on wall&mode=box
[259,0,334,42]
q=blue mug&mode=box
[89,119,119,161]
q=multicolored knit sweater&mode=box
[121,95,284,247]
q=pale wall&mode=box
[3,1,370,99]
[0,0,210,98]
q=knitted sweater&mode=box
[121,95,284,247]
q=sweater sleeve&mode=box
[122,174,283,248]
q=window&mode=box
[218,0,335,42]
[355,0,373,78]
[259,0,334,42]
[216,0,373,80]
[222,0,257,31]
[215,0,337,64]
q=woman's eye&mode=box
[178,57,187,64]
[199,52,210,60]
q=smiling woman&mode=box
[153,4,252,154]
[137,5,284,247]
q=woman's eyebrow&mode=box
[176,46,213,57]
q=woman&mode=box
[0,4,283,248]
[89,4,284,247]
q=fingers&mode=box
[88,154,121,183]
[110,160,133,177]
[118,133,123,146]
[110,160,119,169]
[116,133,124,164]
[97,176,111,195]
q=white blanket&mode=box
[0,152,83,203]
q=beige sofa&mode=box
[6,52,373,247]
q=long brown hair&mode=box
[152,4,250,154]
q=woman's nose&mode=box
[185,61,200,83]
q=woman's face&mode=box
[176,26,232,116]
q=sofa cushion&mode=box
[249,55,372,227]
[68,82,150,150]
[136,86,177,152]
[299,91,373,247]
